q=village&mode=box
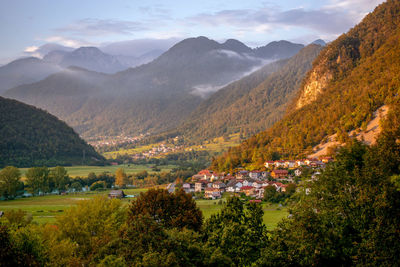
[183,157,333,200]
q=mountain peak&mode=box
[221,39,252,54]
[166,36,221,55]
[254,40,304,59]
[71,47,105,56]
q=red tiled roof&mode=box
[240,186,254,190]
[205,188,220,192]
[272,170,288,174]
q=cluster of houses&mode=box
[182,157,332,200]
[264,157,332,169]
[88,134,145,149]
[132,143,184,159]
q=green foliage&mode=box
[213,0,400,171]
[0,96,104,168]
[129,188,203,231]
[49,166,69,192]
[257,136,400,266]
[26,166,50,195]
[1,209,32,230]
[203,197,268,266]
[0,224,48,267]
[56,197,126,264]
[0,166,22,199]
[90,180,106,191]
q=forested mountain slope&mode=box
[212,0,400,171]
[178,44,322,143]
[0,97,104,167]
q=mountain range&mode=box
[4,37,305,138]
[211,0,400,171]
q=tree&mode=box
[56,197,126,264]
[263,186,278,203]
[115,168,128,188]
[70,181,82,192]
[90,181,106,191]
[0,166,21,199]
[203,197,268,266]
[1,209,32,230]
[25,167,49,195]
[129,189,203,231]
[49,166,69,192]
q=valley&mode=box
[1,0,400,266]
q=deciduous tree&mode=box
[0,166,22,199]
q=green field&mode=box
[0,191,287,228]
[17,164,177,178]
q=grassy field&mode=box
[0,190,287,229]
[17,164,177,178]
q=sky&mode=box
[0,0,385,64]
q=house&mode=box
[271,170,289,179]
[212,181,226,191]
[321,157,333,163]
[296,160,306,167]
[284,160,296,168]
[204,188,221,199]
[223,174,236,182]
[236,170,249,179]
[249,171,263,179]
[274,182,288,192]
[195,180,209,192]
[182,183,195,193]
[226,180,240,192]
[198,169,213,176]
[240,186,255,196]
[108,190,125,199]
[274,160,285,168]
[252,181,264,188]
[264,161,275,168]
[243,179,255,187]
[191,174,204,181]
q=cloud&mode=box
[24,46,39,53]
[185,0,385,38]
[44,36,93,48]
[55,18,148,36]
[100,37,181,57]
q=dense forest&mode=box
[177,44,323,143]
[0,97,104,167]
[1,126,400,266]
[212,0,400,171]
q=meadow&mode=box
[17,164,178,178]
[0,190,287,229]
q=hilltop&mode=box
[0,96,104,167]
